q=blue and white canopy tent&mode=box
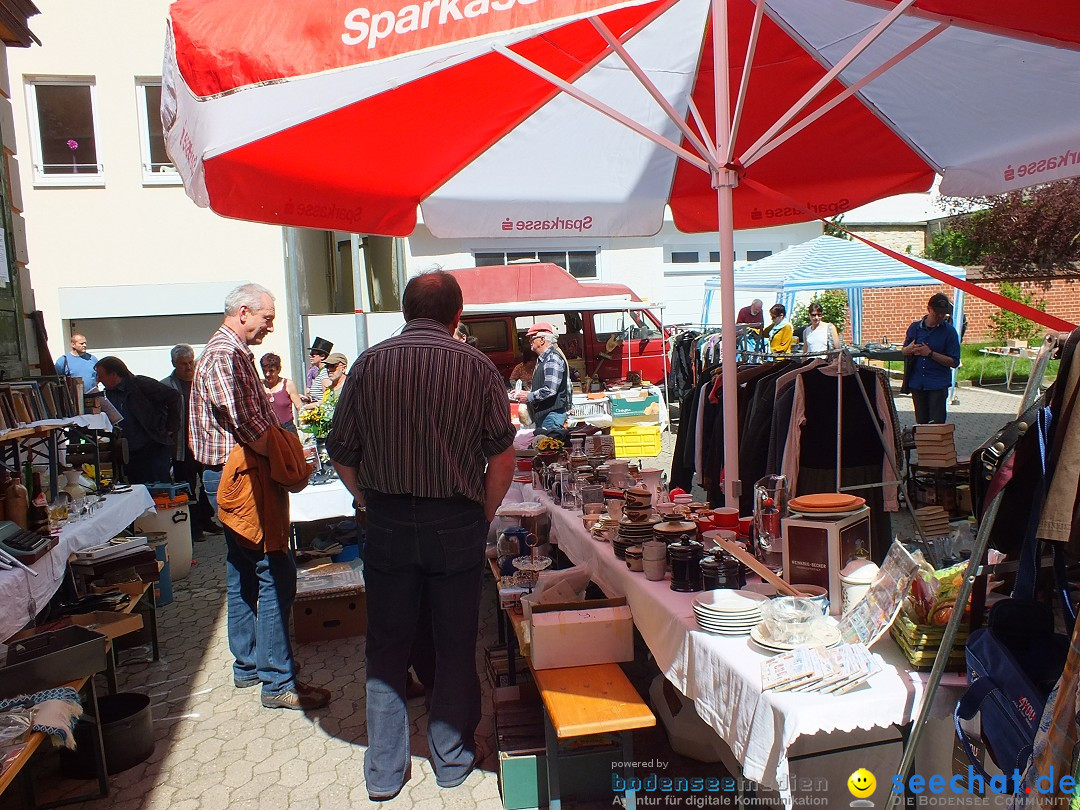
[702,235,966,346]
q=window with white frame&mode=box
[136,79,177,183]
[474,249,598,279]
[26,78,102,185]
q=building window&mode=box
[473,250,597,279]
[136,79,178,184]
[26,79,103,186]
[670,251,699,263]
[747,250,774,261]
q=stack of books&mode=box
[914,423,957,468]
[914,506,951,537]
[0,376,84,430]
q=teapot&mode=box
[497,526,537,575]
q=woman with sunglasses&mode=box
[801,303,843,355]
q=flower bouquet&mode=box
[298,402,334,439]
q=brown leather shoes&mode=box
[261,682,330,710]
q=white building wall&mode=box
[6,0,292,381]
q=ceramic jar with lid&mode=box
[667,535,704,592]
[699,551,744,590]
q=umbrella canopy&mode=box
[164,0,1080,507]
[703,234,967,342]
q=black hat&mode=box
[309,337,333,356]
[928,293,953,315]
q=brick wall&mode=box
[847,276,1080,344]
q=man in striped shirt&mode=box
[190,282,329,712]
[328,270,515,800]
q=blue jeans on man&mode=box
[362,491,488,794]
[203,467,298,697]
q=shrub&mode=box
[989,282,1047,343]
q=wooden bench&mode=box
[533,663,655,810]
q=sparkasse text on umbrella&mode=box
[343,0,539,49]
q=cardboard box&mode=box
[529,597,633,670]
[609,393,660,422]
[782,507,871,615]
[293,562,366,642]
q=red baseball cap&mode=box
[526,322,556,337]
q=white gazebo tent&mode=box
[701,235,967,346]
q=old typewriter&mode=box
[0,520,56,563]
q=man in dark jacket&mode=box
[96,355,181,484]
[162,344,220,538]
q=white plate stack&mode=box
[692,589,769,636]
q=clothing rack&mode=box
[888,331,1068,809]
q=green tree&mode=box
[791,290,848,334]
[989,282,1047,343]
[924,179,1080,276]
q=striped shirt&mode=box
[326,319,515,505]
[189,325,276,466]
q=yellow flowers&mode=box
[535,436,565,452]
[299,400,335,439]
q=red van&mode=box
[450,264,669,385]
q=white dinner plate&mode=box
[110,485,133,493]
[693,589,769,612]
[697,625,754,636]
[749,620,841,652]
[693,610,762,625]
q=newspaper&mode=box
[838,540,921,646]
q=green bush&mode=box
[925,225,982,266]
[791,290,848,334]
[989,282,1046,343]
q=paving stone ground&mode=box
[14,383,1022,809]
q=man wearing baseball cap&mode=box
[901,292,961,424]
[516,321,572,439]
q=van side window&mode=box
[467,319,510,352]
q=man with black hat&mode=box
[901,292,961,424]
[516,321,572,439]
[304,337,333,401]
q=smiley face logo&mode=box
[848,768,877,799]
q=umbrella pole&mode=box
[713,0,739,508]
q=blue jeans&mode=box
[362,492,488,793]
[203,468,298,696]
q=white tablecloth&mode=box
[288,479,353,523]
[0,486,156,642]
[525,486,925,801]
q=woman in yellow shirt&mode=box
[764,303,793,354]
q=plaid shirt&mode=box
[527,344,568,405]
[189,325,276,466]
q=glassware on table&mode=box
[48,501,69,532]
[511,554,552,592]
[753,474,789,574]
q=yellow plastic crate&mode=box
[611,424,662,458]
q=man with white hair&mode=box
[190,282,329,711]
[516,321,572,439]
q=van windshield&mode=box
[594,311,661,342]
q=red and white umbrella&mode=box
[164,0,1080,502]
